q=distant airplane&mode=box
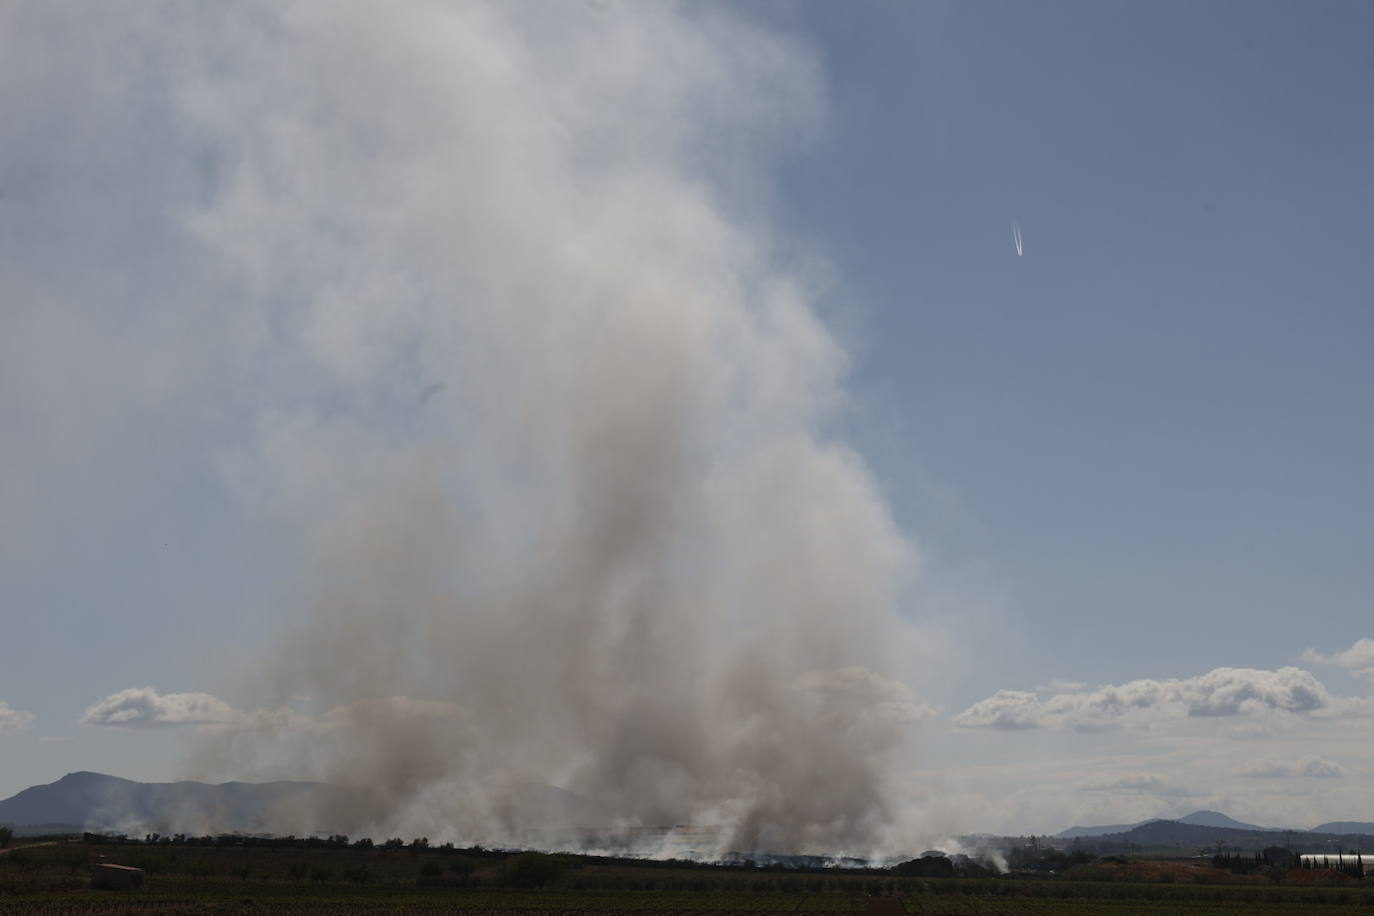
[1012,220,1023,257]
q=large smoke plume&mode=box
[16,1,926,855]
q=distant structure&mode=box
[91,863,144,890]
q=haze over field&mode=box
[3,1,1374,848]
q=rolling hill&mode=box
[1175,810,1284,832]
[0,771,609,839]
[1056,819,1155,839]
[1311,821,1374,835]
[0,771,351,835]
[1058,810,1292,839]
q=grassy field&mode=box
[3,838,1372,914]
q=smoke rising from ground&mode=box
[8,2,924,855]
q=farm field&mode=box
[3,839,1373,914]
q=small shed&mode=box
[91,863,144,890]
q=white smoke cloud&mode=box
[1304,638,1374,682]
[322,697,466,726]
[793,666,939,725]
[955,667,1331,731]
[82,687,245,728]
[7,1,923,855]
[1241,756,1346,779]
[0,701,35,731]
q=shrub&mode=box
[58,848,87,874]
[504,852,566,888]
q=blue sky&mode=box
[3,1,1373,841]
[776,0,1374,681]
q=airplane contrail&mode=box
[1012,220,1023,257]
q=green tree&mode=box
[505,852,566,888]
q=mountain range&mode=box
[0,771,606,838]
[0,771,352,836]
[5,773,1374,849]
[1055,809,1374,839]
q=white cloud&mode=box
[1177,667,1330,717]
[0,700,36,731]
[1241,756,1346,779]
[954,667,1331,731]
[81,687,473,735]
[951,689,1042,730]
[1304,638,1374,682]
[82,687,247,728]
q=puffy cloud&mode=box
[1176,667,1329,717]
[82,687,472,734]
[951,689,1042,730]
[955,667,1331,731]
[82,687,246,728]
[1304,638,1374,682]
[0,700,36,730]
[1241,756,1346,779]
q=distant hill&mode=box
[0,771,610,839]
[1175,810,1284,832]
[9,822,86,838]
[1311,822,1374,835]
[1066,818,1374,855]
[0,771,353,835]
[1115,819,1276,848]
[1058,810,1291,839]
[1058,810,1374,844]
[1055,819,1155,839]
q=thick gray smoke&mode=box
[15,1,925,855]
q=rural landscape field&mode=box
[5,3,1373,915]
[5,831,1374,915]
